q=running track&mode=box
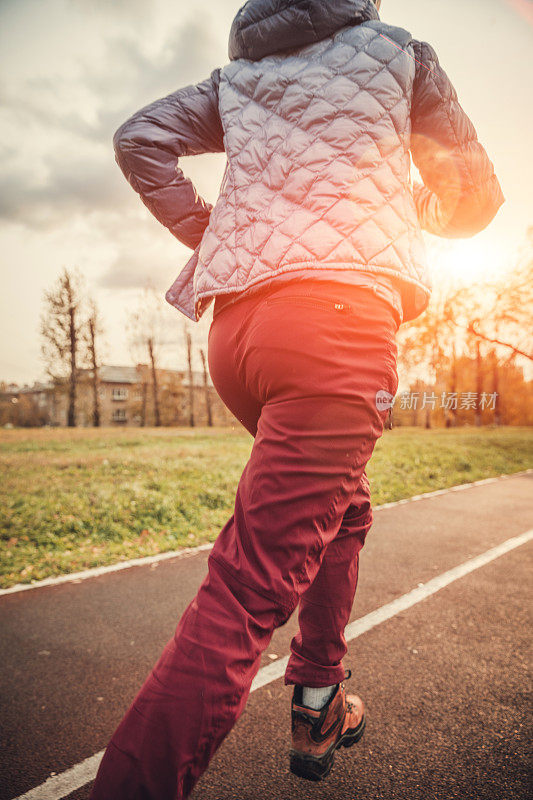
[1,471,531,800]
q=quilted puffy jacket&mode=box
[113,0,504,324]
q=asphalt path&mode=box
[0,472,531,800]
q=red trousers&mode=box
[91,278,399,800]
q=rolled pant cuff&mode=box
[283,657,347,688]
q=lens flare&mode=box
[504,0,533,25]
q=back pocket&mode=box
[264,295,353,313]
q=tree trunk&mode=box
[200,348,213,427]
[423,382,432,429]
[52,389,58,427]
[449,344,458,427]
[475,340,482,427]
[186,331,195,427]
[491,349,501,426]
[88,317,100,427]
[141,383,147,427]
[148,338,161,427]
[412,379,422,426]
[68,303,77,427]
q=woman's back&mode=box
[112,0,503,325]
[202,16,423,321]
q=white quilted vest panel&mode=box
[192,21,431,321]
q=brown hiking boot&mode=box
[289,669,365,781]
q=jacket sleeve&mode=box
[113,69,225,250]
[410,41,504,238]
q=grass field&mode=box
[1,425,532,589]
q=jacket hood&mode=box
[228,0,380,61]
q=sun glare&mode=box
[428,235,507,288]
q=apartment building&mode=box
[1,364,235,428]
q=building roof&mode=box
[2,365,214,394]
[3,380,54,395]
[95,365,212,386]
[98,365,140,384]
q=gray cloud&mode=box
[94,206,194,292]
[98,233,179,291]
[0,148,126,229]
[0,7,231,231]
[70,0,150,21]
[90,18,225,105]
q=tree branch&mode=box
[467,322,533,361]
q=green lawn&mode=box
[1,426,531,589]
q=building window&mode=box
[112,408,127,422]
[98,387,106,399]
[112,387,128,401]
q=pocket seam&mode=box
[264,295,353,313]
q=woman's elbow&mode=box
[112,119,134,158]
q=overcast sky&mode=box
[1,0,532,385]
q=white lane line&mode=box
[0,544,215,597]
[15,752,105,800]
[2,469,531,597]
[13,527,533,800]
[374,469,531,509]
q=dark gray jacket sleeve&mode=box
[113,69,224,250]
[410,41,504,238]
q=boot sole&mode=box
[289,714,366,782]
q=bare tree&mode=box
[184,325,195,427]
[489,348,501,426]
[140,381,148,427]
[82,298,104,427]
[40,267,85,427]
[149,336,161,426]
[127,286,166,427]
[199,348,213,427]
[464,228,533,362]
[445,342,458,427]
[475,340,483,427]
[397,281,464,429]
